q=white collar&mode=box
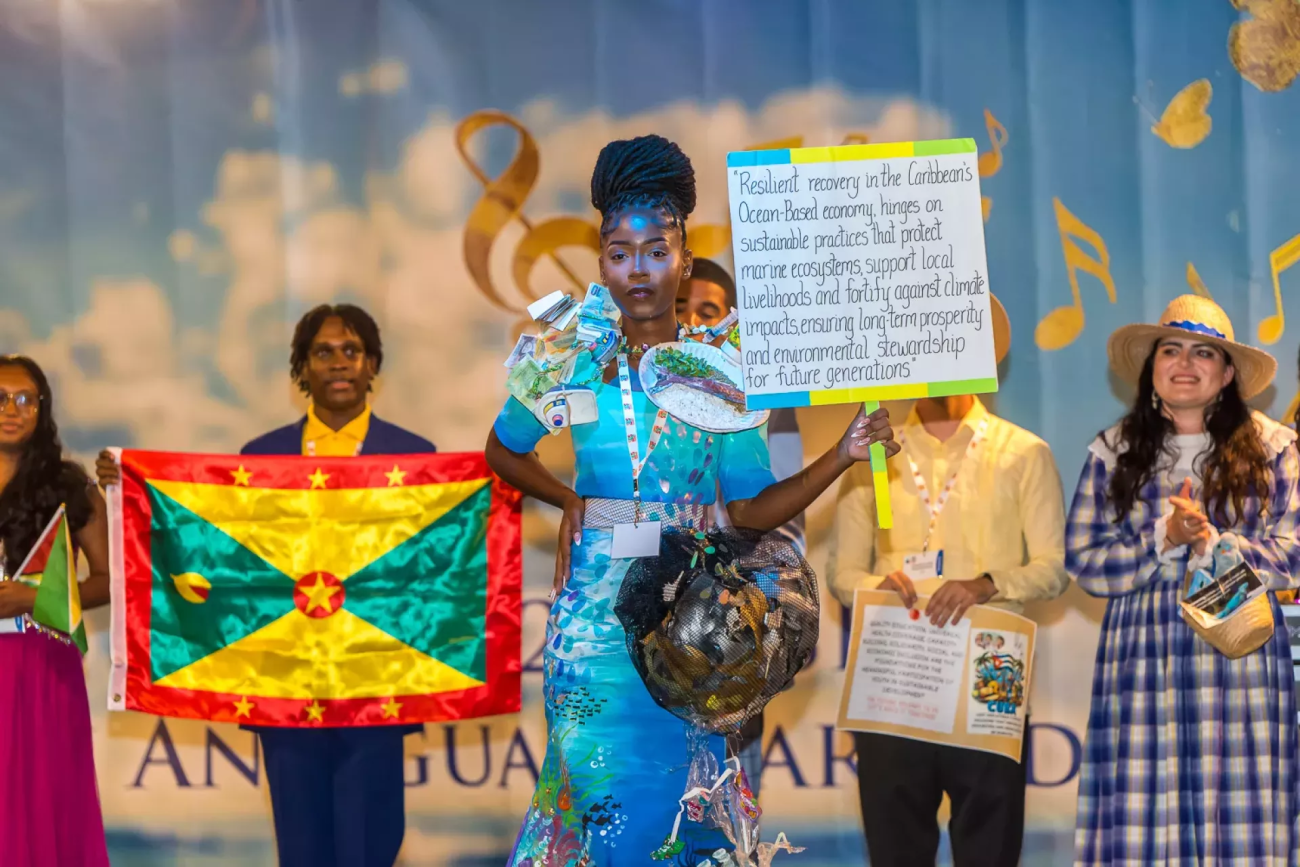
[1088,410,1296,472]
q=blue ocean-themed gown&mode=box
[495,363,776,866]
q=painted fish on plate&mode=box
[640,342,769,433]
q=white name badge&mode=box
[903,550,944,581]
[611,520,662,559]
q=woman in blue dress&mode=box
[486,135,897,866]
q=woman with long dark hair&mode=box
[1066,297,1300,865]
[0,355,111,866]
[487,135,897,865]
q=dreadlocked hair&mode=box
[0,356,94,575]
[590,134,696,241]
[1106,344,1272,527]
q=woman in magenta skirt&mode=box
[0,355,111,866]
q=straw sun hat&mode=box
[1107,294,1277,399]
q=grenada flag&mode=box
[106,450,522,727]
[15,505,87,654]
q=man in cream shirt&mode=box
[827,310,1068,867]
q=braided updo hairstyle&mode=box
[589,134,696,241]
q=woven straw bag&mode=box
[1179,570,1274,660]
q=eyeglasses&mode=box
[0,391,39,416]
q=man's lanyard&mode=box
[617,353,667,522]
[902,416,990,552]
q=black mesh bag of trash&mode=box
[614,527,819,736]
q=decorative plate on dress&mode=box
[639,341,769,433]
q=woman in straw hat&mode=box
[1066,295,1300,865]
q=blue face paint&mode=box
[627,213,649,232]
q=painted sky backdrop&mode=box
[1,0,1298,863]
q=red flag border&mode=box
[108,449,522,728]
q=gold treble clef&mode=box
[456,110,599,312]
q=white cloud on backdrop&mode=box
[340,58,410,98]
[29,279,238,453]
[4,86,951,460]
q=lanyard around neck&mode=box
[902,416,990,552]
[616,354,668,513]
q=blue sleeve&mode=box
[1233,445,1300,591]
[1064,452,1161,597]
[493,396,548,455]
[718,422,777,503]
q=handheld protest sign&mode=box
[725,139,996,529]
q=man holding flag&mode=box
[99,304,436,867]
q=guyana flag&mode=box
[106,450,521,727]
[14,505,87,653]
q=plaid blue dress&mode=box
[1065,414,1300,866]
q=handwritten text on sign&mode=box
[726,141,997,409]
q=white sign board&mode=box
[725,140,997,410]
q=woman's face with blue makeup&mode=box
[598,206,693,322]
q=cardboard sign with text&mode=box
[837,589,1036,763]
[726,140,997,410]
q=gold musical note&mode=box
[1185,262,1213,299]
[978,109,1008,178]
[1034,198,1118,350]
[456,110,589,312]
[1150,79,1212,149]
[1258,231,1300,344]
[977,109,1008,224]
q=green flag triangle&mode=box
[19,506,87,655]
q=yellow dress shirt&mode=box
[302,404,372,457]
[827,398,1068,614]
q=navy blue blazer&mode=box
[241,413,436,457]
[240,412,435,734]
